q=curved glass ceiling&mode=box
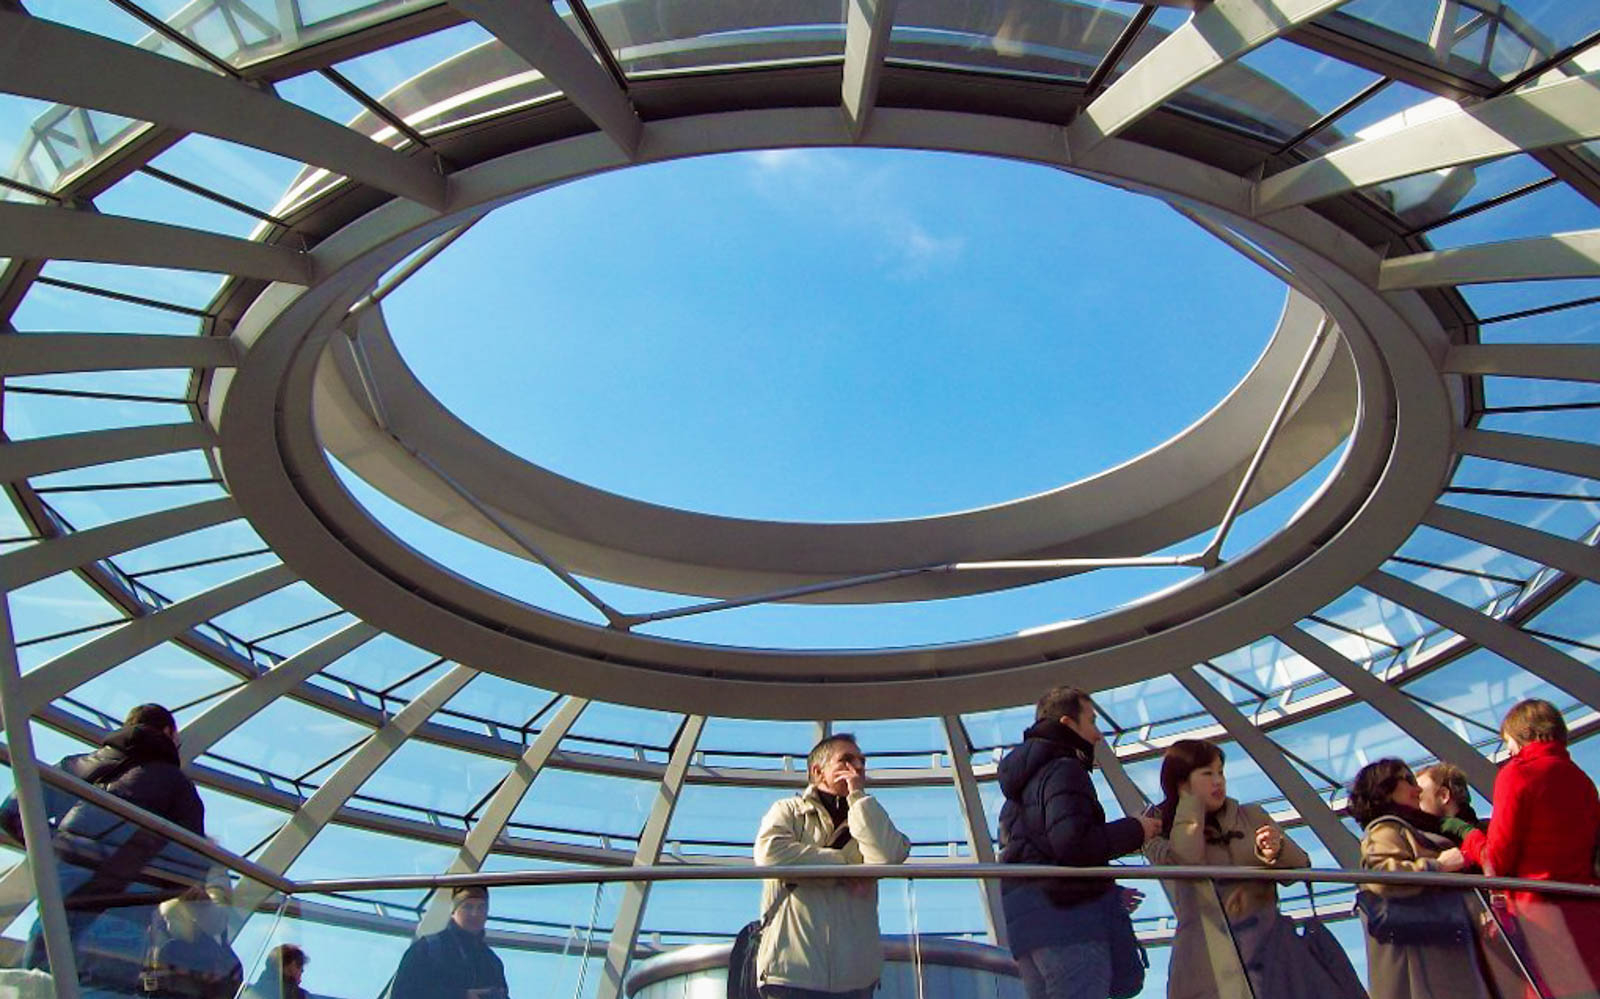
[381,148,1284,523]
[3,1,1600,997]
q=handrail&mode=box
[293,862,1600,899]
[10,753,1600,904]
[24,758,296,895]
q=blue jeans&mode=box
[1017,940,1112,999]
[759,985,875,998]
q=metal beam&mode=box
[7,563,299,727]
[231,664,477,917]
[0,332,240,375]
[1457,428,1600,480]
[0,423,216,482]
[0,496,239,589]
[1257,69,1600,213]
[0,204,311,284]
[1381,228,1600,290]
[1365,570,1600,711]
[1274,626,1499,799]
[0,12,447,210]
[178,620,383,764]
[1422,504,1600,585]
[1174,666,1361,866]
[1067,0,1350,155]
[449,0,641,157]
[413,695,589,936]
[0,594,82,998]
[842,0,898,136]
[598,714,705,999]
[942,715,1005,947]
[1443,343,1600,383]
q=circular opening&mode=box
[382,148,1287,523]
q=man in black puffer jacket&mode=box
[998,686,1158,999]
[1,703,207,991]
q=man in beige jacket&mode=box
[754,733,911,998]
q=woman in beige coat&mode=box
[1351,758,1493,999]
[1143,740,1344,999]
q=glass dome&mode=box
[2,1,1599,997]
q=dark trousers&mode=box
[760,985,876,999]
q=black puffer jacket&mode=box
[2,724,205,847]
[997,719,1144,906]
[55,723,206,842]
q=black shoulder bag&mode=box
[728,817,851,999]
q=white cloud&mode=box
[742,148,965,280]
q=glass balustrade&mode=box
[4,767,1598,999]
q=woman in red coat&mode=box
[1460,699,1600,998]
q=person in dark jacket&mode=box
[392,886,509,999]
[0,703,207,992]
[242,944,309,999]
[997,686,1159,999]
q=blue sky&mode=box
[347,146,1329,648]
[384,147,1286,524]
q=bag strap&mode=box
[759,808,853,930]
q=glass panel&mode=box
[1400,646,1579,749]
[868,783,971,857]
[887,0,1146,83]
[510,768,659,848]
[562,704,683,761]
[0,92,152,194]
[1176,39,1382,146]
[1391,152,1551,236]
[1386,524,1537,611]
[114,518,277,604]
[1443,456,1600,544]
[63,642,240,726]
[29,451,220,531]
[94,168,264,239]
[6,570,128,671]
[1463,278,1600,318]
[697,717,817,770]
[314,632,442,698]
[353,740,511,825]
[1427,176,1600,249]
[1321,81,1455,153]
[283,822,456,885]
[10,275,205,335]
[664,783,784,858]
[203,699,371,790]
[1477,297,1600,344]
[329,22,545,145]
[2,389,195,441]
[125,0,444,70]
[38,261,223,314]
[1325,0,1590,84]
[585,0,847,77]
[1272,701,1430,792]
[1098,674,1210,743]
[26,0,223,72]
[436,674,560,740]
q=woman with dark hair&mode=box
[1460,699,1600,998]
[1351,757,1489,999]
[1143,740,1349,999]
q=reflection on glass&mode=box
[583,0,847,76]
[887,0,1144,82]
